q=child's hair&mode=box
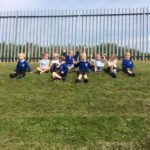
[124,51,131,57]
[18,53,26,59]
[109,54,116,60]
[80,53,87,60]
[42,52,49,58]
[53,53,59,59]
[59,56,66,61]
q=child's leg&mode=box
[52,72,62,79]
[37,67,43,73]
[83,74,88,83]
[10,72,18,78]
[78,74,83,80]
[94,66,97,72]
[127,68,135,76]
[75,73,82,83]
[42,67,50,73]
[50,63,58,73]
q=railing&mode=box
[0,8,150,61]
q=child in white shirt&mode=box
[91,54,105,72]
[107,54,118,78]
[37,52,50,74]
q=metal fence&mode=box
[0,8,150,62]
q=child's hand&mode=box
[61,71,64,74]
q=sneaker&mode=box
[75,79,81,83]
[16,75,24,79]
[84,79,89,83]
[62,77,66,81]
[40,71,44,75]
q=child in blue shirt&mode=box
[51,56,68,81]
[62,49,79,69]
[74,53,91,83]
[10,53,31,78]
[122,51,135,77]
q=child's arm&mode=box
[62,49,67,57]
[15,61,20,72]
[74,51,80,61]
[25,61,32,72]
[74,62,80,68]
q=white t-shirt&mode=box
[39,59,50,69]
[94,59,105,67]
[108,59,117,67]
[51,59,59,65]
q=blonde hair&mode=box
[42,52,49,58]
[18,53,26,58]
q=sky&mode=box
[0,0,150,11]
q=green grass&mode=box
[0,62,150,150]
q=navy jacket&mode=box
[58,63,69,75]
[122,59,134,71]
[75,60,91,72]
[16,60,31,72]
[63,51,79,66]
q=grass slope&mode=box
[0,62,150,150]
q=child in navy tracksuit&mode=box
[10,53,31,78]
[74,53,91,83]
[62,50,79,69]
[122,51,135,77]
[51,56,68,81]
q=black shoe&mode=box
[53,77,58,81]
[62,77,66,81]
[75,79,81,83]
[16,75,24,79]
[10,74,14,78]
[111,73,116,78]
[132,73,135,77]
[84,79,89,83]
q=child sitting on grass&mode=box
[50,53,60,73]
[37,52,50,74]
[62,49,79,70]
[51,56,69,81]
[90,53,105,72]
[10,53,31,78]
[122,51,135,77]
[74,53,91,83]
[107,54,118,78]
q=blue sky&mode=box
[0,0,150,11]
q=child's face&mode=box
[18,54,25,60]
[125,53,131,59]
[69,51,74,57]
[43,54,49,59]
[53,54,59,60]
[81,54,86,60]
[110,54,116,60]
[96,54,101,60]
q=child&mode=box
[122,51,135,77]
[91,54,105,72]
[51,56,69,81]
[50,53,60,73]
[37,52,50,74]
[10,53,31,78]
[74,53,91,83]
[107,54,118,78]
[62,49,79,69]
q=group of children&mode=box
[9,50,135,82]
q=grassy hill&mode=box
[0,62,150,150]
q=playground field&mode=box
[0,62,150,149]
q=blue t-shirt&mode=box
[16,60,31,72]
[122,59,134,71]
[58,63,69,75]
[75,60,91,72]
